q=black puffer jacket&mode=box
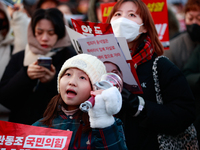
[117,54,196,150]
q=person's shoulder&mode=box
[32,119,46,127]
[61,45,77,56]
[168,31,189,54]
[12,50,25,58]
[194,44,200,50]
[114,117,123,125]
[170,31,187,43]
[156,56,174,66]
[189,44,200,55]
[9,50,25,64]
[156,56,184,79]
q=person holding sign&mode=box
[33,54,127,150]
[106,0,197,149]
[0,8,76,125]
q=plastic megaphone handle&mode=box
[79,73,122,112]
[79,80,112,112]
[79,96,95,113]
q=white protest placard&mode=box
[65,26,86,54]
[77,34,138,89]
[116,37,132,61]
[66,26,132,61]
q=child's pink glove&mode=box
[88,87,122,128]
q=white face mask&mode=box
[111,17,143,42]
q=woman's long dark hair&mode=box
[31,8,65,40]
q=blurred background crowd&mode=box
[0,0,194,122]
[0,0,200,134]
[0,0,200,148]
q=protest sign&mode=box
[143,0,169,49]
[100,2,117,23]
[68,20,132,59]
[115,37,132,61]
[68,21,143,93]
[0,121,72,150]
[66,25,132,60]
[71,18,113,36]
[77,34,142,93]
[65,26,86,54]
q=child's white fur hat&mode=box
[57,54,106,93]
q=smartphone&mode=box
[37,56,52,70]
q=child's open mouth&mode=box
[66,89,77,98]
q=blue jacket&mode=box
[33,111,127,150]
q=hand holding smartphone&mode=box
[37,56,52,70]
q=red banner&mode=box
[0,121,72,150]
[71,18,113,36]
[101,2,117,23]
[143,0,169,49]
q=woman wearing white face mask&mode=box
[111,17,144,42]
[106,0,198,149]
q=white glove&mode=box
[88,87,122,128]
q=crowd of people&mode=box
[0,0,200,149]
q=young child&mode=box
[32,54,127,150]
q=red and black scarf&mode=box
[130,36,154,68]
